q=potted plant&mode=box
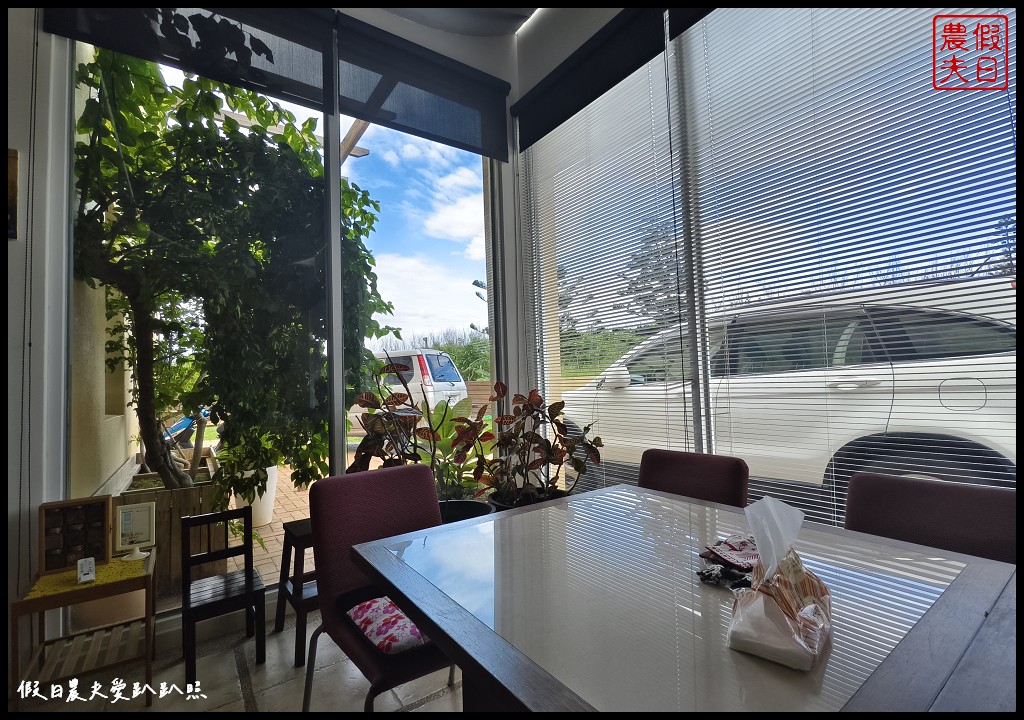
[416,396,497,522]
[349,356,494,522]
[456,382,603,510]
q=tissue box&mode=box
[726,497,832,671]
[728,547,831,670]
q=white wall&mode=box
[8,6,73,649]
[338,7,519,94]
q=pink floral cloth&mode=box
[346,596,430,654]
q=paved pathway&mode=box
[229,451,378,577]
[223,465,313,578]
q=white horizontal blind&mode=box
[521,53,691,493]
[520,8,1016,521]
[676,8,1016,521]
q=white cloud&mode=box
[371,254,488,337]
[363,125,461,174]
[464,235,486,261]
[437,166,482,193]
[423,194,484,241]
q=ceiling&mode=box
[383,8,537,37]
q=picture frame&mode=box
[116,501,157,560]
[39,495,112,574]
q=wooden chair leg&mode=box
[292,542,307,667]
[275,534,293,633]
[246,605,255,638]
[183,618,197,687]
[448,664,456,686]
[255,592,266,665]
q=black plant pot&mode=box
[487,496,515,513]
[438,499,494,524]
[488,489,571,513]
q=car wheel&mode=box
[825,439,1016,524]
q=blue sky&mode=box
[274,95,491,343]
[338,119,491,343]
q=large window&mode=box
[52,8,508,614]
[521,8,1017,523]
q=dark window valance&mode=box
[44,7,331,112]
[510,8,713,152]
[336,13,511,162]
[43,7,511,161]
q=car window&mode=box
[833,322,872,366]
[425,354,463,382]
[868,308,1017,362]
[724,315,861,375]
[381,355,415,386]
[625,338,688,384]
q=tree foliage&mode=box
[73,42,394,493]
[987,215,1016,276]
[612,221,687,327]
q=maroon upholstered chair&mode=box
[844,472,1016,564]
[637,449,749,508]
[302,465,454,712]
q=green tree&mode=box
[612,221,686,328]
[435,336,490,381]
[74,40,393,490]
[986,215,1016,276]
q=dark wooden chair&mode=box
[302,464,455,712]
[181,505,266,686]
[638,448,749,508]
[844,472,1016,563]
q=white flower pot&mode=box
[234,466,278,527]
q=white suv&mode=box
[375,349,469,409]
[563,277,1016,496]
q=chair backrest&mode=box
[844,472,1016,564]
[309,464,442,611]
[180,505,255,598]
[637,449,749,508]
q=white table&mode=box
[353,485,1015,712]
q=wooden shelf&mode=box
[24,619,148,686]
[10,548,155,707]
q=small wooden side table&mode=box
[10,549,156,706]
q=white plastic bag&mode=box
[727,496,832,671]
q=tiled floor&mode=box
[231,465,317,580]
[10,609,462,713]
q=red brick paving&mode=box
[228,453,374,575]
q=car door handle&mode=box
[827,377,882,389]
